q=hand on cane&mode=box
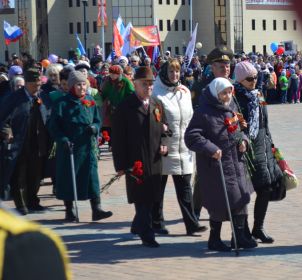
[212,149,222,160]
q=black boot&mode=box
[208,220,231,252]
[64,201,76,222]
[90,197,113,221]
[252,190,274,243]
[232,215,258,249]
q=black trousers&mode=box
[132,202,155,241]
[152,174,199,232]
[10,152,46,209]
[254,188,271,229]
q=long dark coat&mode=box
[0,88,50,189]
[48,94,101,201]
[234,84,283,191]
[185,87,254,221]
[111,94,168,204]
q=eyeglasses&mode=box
[245,76,257,82]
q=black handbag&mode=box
[269,178,286,201]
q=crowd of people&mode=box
[0,44,292,250]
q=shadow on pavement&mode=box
[58,230,302,264]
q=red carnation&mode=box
[102,131,110,142]
[133,168,143,177]
[91,100,96,106]
[227,124,238,133]
[224,118,232,126]
[133,161,143,169]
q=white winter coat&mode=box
[152,77,194,175]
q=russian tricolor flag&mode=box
[4,20,23,45]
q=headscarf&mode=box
[158,61,180,87]
[208,77,233,101]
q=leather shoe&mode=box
[208,239,231,252]
[187,225,208,236]
[142,239,160,248]
[153,227,169,235]
[92,210,113,221]
[252,228,274,243]
[16,207,29,216]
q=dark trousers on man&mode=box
[152,174,199,233]
[132,202,155,242]
[10,151,45,210]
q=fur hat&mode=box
[234,61,258,82]
[67,70,87,89]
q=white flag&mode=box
[121,22,142,56]
[184,23,198,69]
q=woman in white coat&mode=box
[151,59,207,235]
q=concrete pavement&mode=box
[3,104,302,280]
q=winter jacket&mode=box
[185,86,253,221]
[153,77,193,175]
[234,83,283,190]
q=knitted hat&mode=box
[75,60,90,71]
[118,56,128,64]
[67,70,87,89]
[109,65,123,75]
[8,65,23,79]
[209,77,233,99]
[234,61,258,82]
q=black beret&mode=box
[207,45,234,64]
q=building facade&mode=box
[0,0,301,62]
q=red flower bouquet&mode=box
[101,161,144,193]
[224,112,239,134]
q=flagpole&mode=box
[190,0,193,36]
[5,44,9,63]
[101,0,105,61]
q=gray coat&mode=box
[185,87,254,221]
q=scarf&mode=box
[234,83,259,140]
[158,61,180,88]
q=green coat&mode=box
[49,94,101,201]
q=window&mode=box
[262,20,266,31]
[93,0,97,6]
[174,0,178,4]
[93,21,97,33]
[167,20,171,31]
[86,22,89,33]
[273,20,277,30]
[283,20,287,30]
[37,0,41,8]
[263,45,267,55]
[77,22,81,33]
[175,46,179,55]
[174,20,178,31]
[182,19,186,31]
[69,22,74,34]
[76,0,80,7]
[167,0,170,4]
[252,19,255,30]
[167,46,172,52]
[182,0,185,4]
[159,0,162,4]
[252,45,256,53]
[293,20,297,30]
[159,20,163,31]
[69,0,73,7]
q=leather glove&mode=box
[85,125,98,136]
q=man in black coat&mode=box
[112,66,169,248]
[0,68,51,214]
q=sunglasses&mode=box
[245,76,257,82]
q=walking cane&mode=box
[68,143,80,223]
[218,159,239,256]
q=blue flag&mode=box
[76,33,86,56]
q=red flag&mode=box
[97,0,108,27]
[113,20,124,57]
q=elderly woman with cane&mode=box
[185,77,257,251]
[49,71,112,222]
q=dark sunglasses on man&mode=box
[245,76,257,82]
